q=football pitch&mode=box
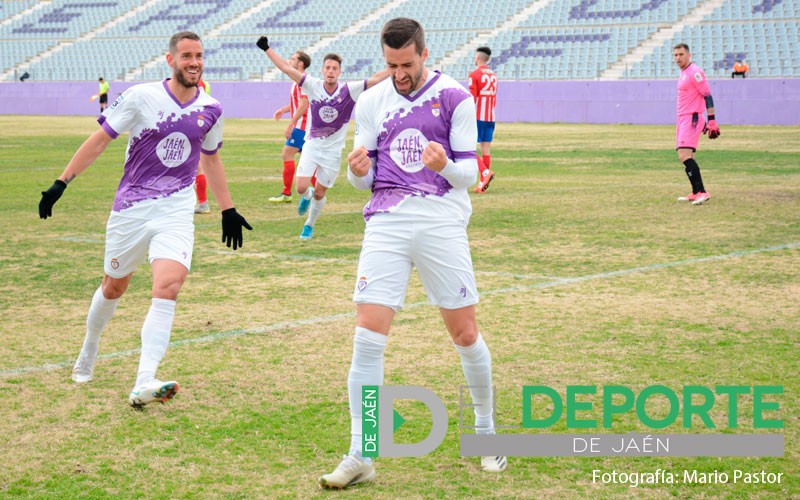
[0,116,797,498]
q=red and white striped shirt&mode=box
[468,65,497,122]
[290,81,309,131]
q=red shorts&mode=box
[676,113,704,151]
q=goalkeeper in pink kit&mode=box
[673,43,720,205]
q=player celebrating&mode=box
[468,46,498,193]
[673,43,719,205]
[38,31,252,408]
[318,18,506,489]
[270,51,311,204]
[257,37,389,239]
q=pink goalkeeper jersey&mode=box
[677,62,711,116]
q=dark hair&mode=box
[98,77,104,81]
[296,51,311,70]
[477,46,492,57]
[323,53,342,67]
[169,31,201,54]
[673,43,690,52]
[381,17,425,55]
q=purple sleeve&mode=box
[100,120,120,139]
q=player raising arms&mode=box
[318,18,506,490]
[257,37,389,239]
[269,51,312,205]
[39,31,252,408]
[673,43,720,205]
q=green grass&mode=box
[0,116,798,498]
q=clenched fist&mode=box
[421,141,447,172]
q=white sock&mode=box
[135,298,176,387]
[305,196,326,227]
[454,333,495,434]
[81,286,119,356]
[302,187,314,200]
[348,327,387,460]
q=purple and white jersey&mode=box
[99,79,223,214]
[300,74,366,152]
[353,71,477,221]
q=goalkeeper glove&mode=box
[39,179,67,219]
[256,36,270,51]
[221,208,252,251]
[705,119,720,139]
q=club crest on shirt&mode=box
[357,276,368,292]
[197,114,205,127]
[694,72,703,82]
[157,132,191,168]
[432,102,440,117]
[390,128,428,174]
[319,105,338,124]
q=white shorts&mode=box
[297,144,342,188]
[353,215,479,310]
[104,212,194,278]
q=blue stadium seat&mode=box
[2,0,799,81]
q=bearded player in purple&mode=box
[318,18,506,490]
[38,31,252,409]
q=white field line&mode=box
[2,241,797,378]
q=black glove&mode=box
[256,36,270,51]
[39,179,67,219]
[221,208,252,251]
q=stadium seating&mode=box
[1,0,798,81]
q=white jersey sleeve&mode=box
[438,98,478,189]
[201,115,223,154]
[354,97,378,152]
[347,80,367,103]
[102,87,141,137]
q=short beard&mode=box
[173,68,199,89]
[392,68,424,96]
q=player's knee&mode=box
[152,281,182,301]
[101,276,130,299]
[452,327,479,347]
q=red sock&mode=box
[483,155,491,169]
[477,154,489,179]
[195,174,207,203]
[282,160,295,196]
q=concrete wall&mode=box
[1,79,798,125]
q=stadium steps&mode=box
[437,0,558,71]
[600,0,728,80]
[125,0,284,81]
[258,0,411,82]
[1,0,162,82]
[0,1,50,31]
